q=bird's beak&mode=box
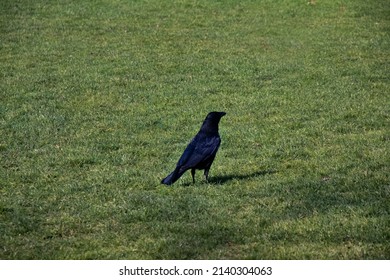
[220,112,226,117]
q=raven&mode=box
[161,111,226,185]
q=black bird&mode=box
[161,111,226,185]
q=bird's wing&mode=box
[177,135,221,169]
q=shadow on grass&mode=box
[177,170,276,187]
[209,170,277,184]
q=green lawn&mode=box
[1,0,389,259]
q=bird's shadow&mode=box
[180,170,276,186]
[209,170,277,184]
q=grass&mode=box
[0,0,389,259]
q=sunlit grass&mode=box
[1,0,389,259]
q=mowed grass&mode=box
[0,0,389,259]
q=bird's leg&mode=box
[191,169,196,184]
[204,168,210,183]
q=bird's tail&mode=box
[161,168,185,185]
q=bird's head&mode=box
[206,111,226,120]
[200,112,226,134]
